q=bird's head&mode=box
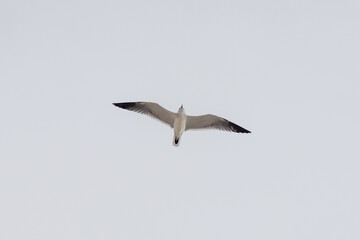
[178,104,184,113]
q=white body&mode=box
[173,108,186,146]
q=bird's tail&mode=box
[173,135,181,147]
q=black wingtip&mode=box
[239,127,251,134]
[113,102,137,109]
[229,121,251,134]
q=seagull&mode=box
[113,102,251,146]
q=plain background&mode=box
[1,0,359,239]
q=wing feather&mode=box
[185,114,251,133]
[113,102,176,128]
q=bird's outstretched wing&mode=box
[113,102,176,128]
[185,114,251,133]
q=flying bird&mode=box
[113,102,251,146]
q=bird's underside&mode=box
[113,101,251,146]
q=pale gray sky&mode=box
[1,0,359,239]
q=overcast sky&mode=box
[1,0,359,239]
